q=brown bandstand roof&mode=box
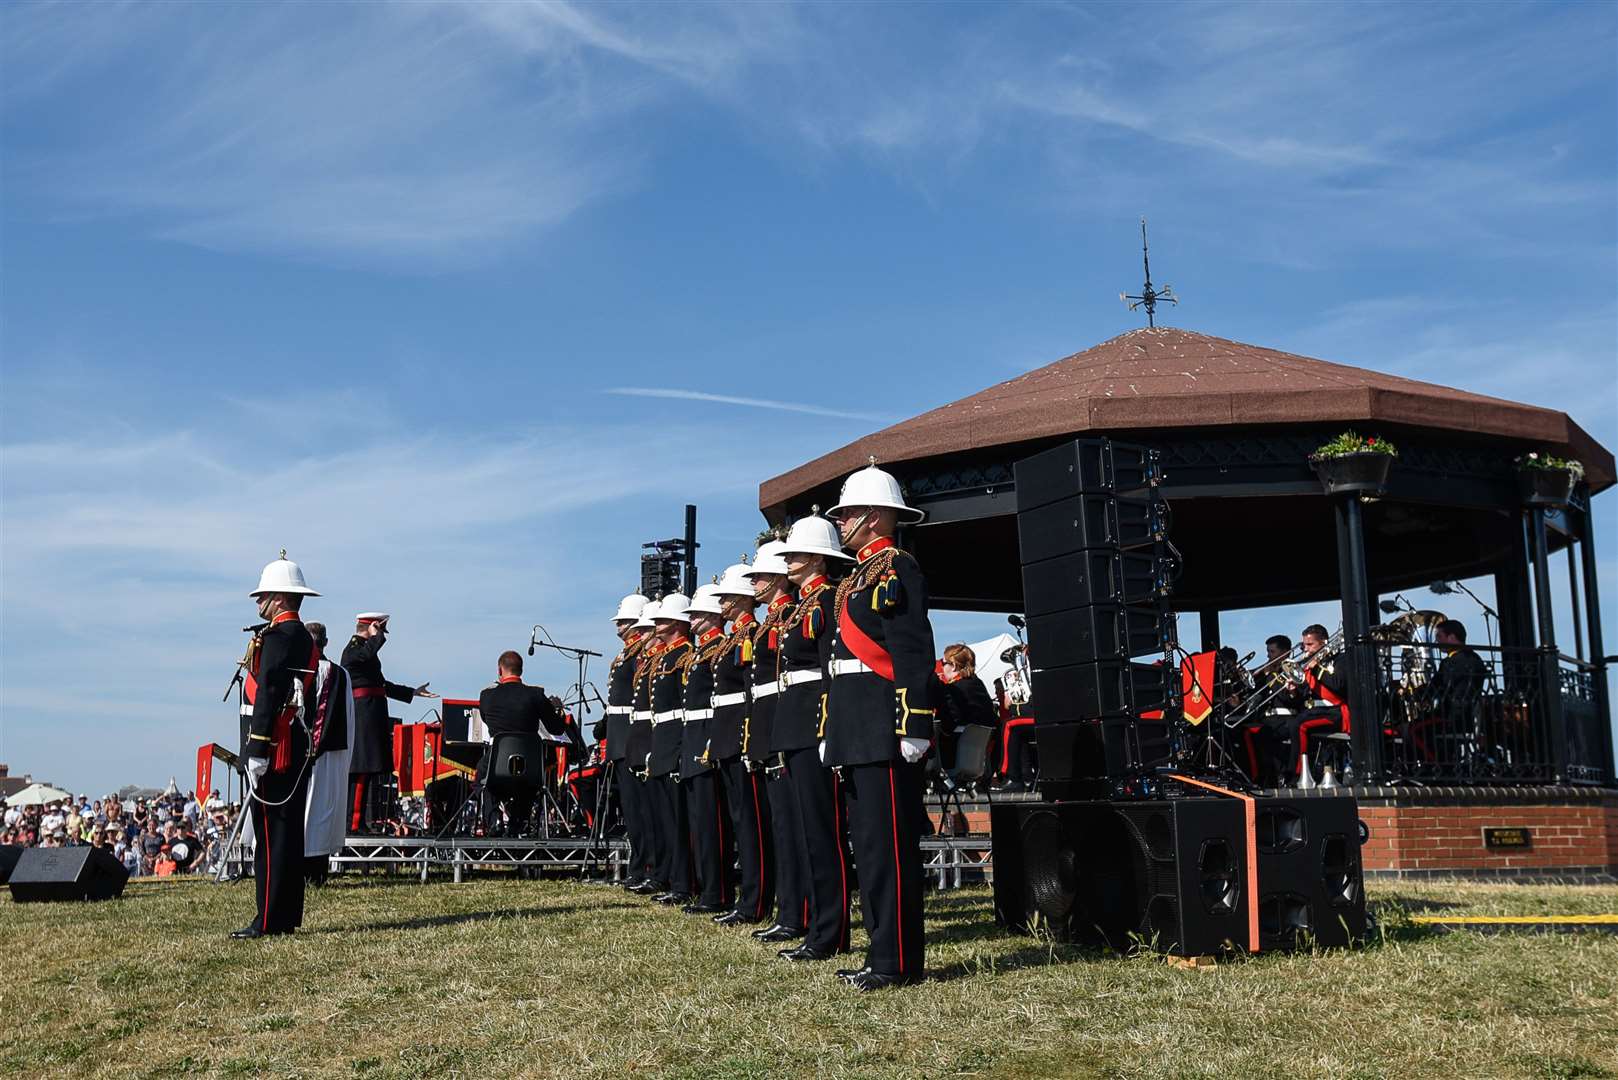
[760,326,1614,510]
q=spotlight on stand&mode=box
[1008,614,1026,629]
[1377,600,1401,615]
[1429,581,1456,595]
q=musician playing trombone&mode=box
[1241,625,1347,786]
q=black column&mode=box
[1199,609,1221,654]
[1528,507,1567,779]
[1577,502,1614,785]
[1335,496,1381,779]
[1495,518,1535,651]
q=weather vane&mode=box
[1120,217,1177,328]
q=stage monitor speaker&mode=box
[1026,604,1167,661]
[1252,796,1366,949]
[8,846,130,903]
[1031,659,1168,720]
[1022,549,1163,615]
[1017,493,1164,564]
[1014,438,1156,511]
[992,799,1247,956]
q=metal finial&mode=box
[868,454,877,467]
[810,504,820,515]
[1121,217,1178,328]
[278,548,287,560]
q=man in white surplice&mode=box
[303,621,355,883]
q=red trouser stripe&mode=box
[888,764,905,976]
[833,771,848,948]
[350,778,365,831]
[750,774,768,920]
[1242,726,1262,780]
[260,802,272,929]
[1001,716,1035,773]
[1296,715,1340,775]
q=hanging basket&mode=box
[1311,451,1393,497]
[1517,467,1575,508]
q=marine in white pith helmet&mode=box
[250,550,320,598]
[684,583,726,618]
[653,592,691,625]
[777,514,852,562]
[615,593,650,624]
[826,458,924,526]
[744,540,791,579]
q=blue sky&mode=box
[2,1,1614,795]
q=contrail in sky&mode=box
[606,387,896,423]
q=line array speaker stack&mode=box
[1014,438,1177,795]
[991,795,1365,955]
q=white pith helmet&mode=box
[614,593,649,623]
[685,583,726,617]
[745,540,791,578]
[715,563,757,598]
[653,592,691,623]
[778,515,851,561]
[250,550,320,597]
[633,603,657,630]
[827,461,925,524]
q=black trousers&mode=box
[722,757,774,921]
[683,769,731,907]
[614,761,652,881]
[649,774,692,895]
[783,747,850,954]
[845,760,926,979]
[347,771,394,832]
[250,765,310,934]
[766,762,807,930]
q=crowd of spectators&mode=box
[1,790,244,878]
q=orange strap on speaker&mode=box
[1166,773,1260,953]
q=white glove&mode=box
[818,740,828,763]
[899,738,929,764]
[245,757,269,784]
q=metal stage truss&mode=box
[328,833,996,889]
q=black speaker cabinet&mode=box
[1031,659,1168,720]
[1252,796,1365,949]
[1022,549,1163,615]
[0,844,24,884]
[8,846,130,902]
[1014,438,1156,510]
[1026,604,1167,662]
[992,799,1247,956]
[1017,493,1165,564]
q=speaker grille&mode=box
[1021,810,1078,926]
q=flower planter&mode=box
[1518,467,1575,507]
[1311,451,1393,497]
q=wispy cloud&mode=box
[606,387,896,423]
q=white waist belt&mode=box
[683,709,713,722]
[831,658,881,677]
[633,711,653,722]
[779,669,823,689]
[712,692,747,708]
[606,705,631,717]
[653,710,682,725]
[752,683,779,699]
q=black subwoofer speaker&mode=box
[992,799,1247,956]
[1252,796,1365,948]
[8,846,130,902]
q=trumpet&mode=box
[1224,628,1344,728]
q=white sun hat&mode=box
[777,515,852,561]
[250,551,320,597]
[827,461,925,524]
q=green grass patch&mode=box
[0,875,1613,1077]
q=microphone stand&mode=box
[527,625,603,843]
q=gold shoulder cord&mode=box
[834,548,898,621]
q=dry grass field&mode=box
[1,873,1615,1079]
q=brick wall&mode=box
[1358,798,1617,875]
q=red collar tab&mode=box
[767,595,792,615]
[498,674,522,685]
[733,611,756,630]
[697,627,724,647]
[667,635,690,649]
[800,575,828,596]
[271,611,301,626]
[857,536,895,563]
[627,631,645,646]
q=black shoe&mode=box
[654,892,691,906]
[230,925,265,940]
[849,969,921,991]
[835,966,872,983]
[683,902,728,915]
[755,924,805,942]
[620,877,645,891]
[779,944,835,962]
[713,910,754,926]
[629,881,662,895]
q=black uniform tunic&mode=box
[607,633,650,882]
[681,629,730,908]
[714,611,773,921]
[826,536,937,981]
[648,637,693,895]
[243,611,317,935]
[475,677,563,832]
[778,576,850,955]
[341,634,417,775]
[624,643,662,883]
[750,595,801,929]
